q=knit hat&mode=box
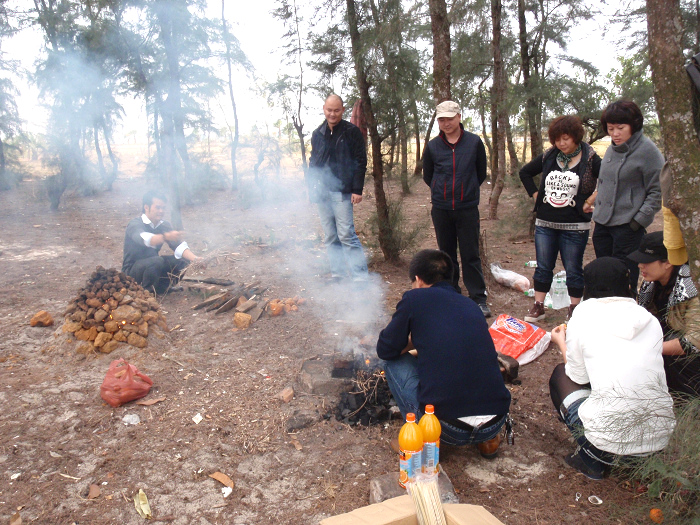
[627,231,668,264]
[583,257,631,298]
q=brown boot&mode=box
[524,301,545,323]
[477,434,502,459]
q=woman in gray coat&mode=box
[590,100,663,293]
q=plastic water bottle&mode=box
[524,288,535,297]
[551,273,571,310]
[524,261,538,268]
[398,413,423,488]
[418,405,441,476]
[544,292,553,309]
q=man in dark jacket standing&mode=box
[423,101,490,316]
[377,249,511,457]
[307,94,368,280]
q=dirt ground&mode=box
[0,150,663,524]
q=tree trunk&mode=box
[222,0,239,189]
[647,0,700,283]
[93,124,106,183]
[505,118,519,178]
[386,132,396,178]
[103,123,118,191]
[421,111,436,173]
[411,101,422,176]
[489,0,508,220]
[0,136,8,191]
[518,0,542,158]
[399,113,410,194]
[346,0,395,261]
[428,0,451,104]
[156,4,190,213]
[489,93,498,184]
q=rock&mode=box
[93,332,113,348]
[70,310,87,323]
[279,386,295,403]
[104,320,119,333]
[93,309,109,323]
[233,312,252,329]
[112,292,124,302]
[113,330,127,342]
[369,467,459,505]
[285,410,320,432]
[142,311,159,324]
[147,298,159,309]
[76,342,95,355]
[137,321,148,337]
[86,298,102,308]
[121,323,139,333]
[120,294,133,304]
[100,340,119,354]
[112,305,142,324]
[62,321,82,333]
[30,310,54,327]
[127,333,147,348]
[74,327,97,341]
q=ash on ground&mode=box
[333,369,398,426]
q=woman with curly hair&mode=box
[520,115,601,323]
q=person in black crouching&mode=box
[377,249,511,458]
[122,190,202,295]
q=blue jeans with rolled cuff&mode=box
[382,353,507,446]
[316,191,368,280]
[533,225,588,298]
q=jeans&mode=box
[128,255,188,294]
[549,364,640,476]
[430,206,487,303]
[592,222,646,293]
[533,226,589,297]
[317,192,368,279]
[383,353,506,446]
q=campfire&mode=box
[333,353,396,426]
[62,266,167,353]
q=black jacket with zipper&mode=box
[423,125,487,210]
[307,119,366,202]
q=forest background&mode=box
[0,1,699,522]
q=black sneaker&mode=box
[478,303,492,318]
[564,452,604,481]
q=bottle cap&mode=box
[406,413,416,423]
[425,405,434,414]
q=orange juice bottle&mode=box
[398,413,423,488]
[419,405,441,475]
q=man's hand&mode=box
[163,230,184,243]
[351,193,362,205]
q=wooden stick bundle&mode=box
[406,477,446,525]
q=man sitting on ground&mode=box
[122,190,202,295]
[629,230,700,396]
[376,249,511,457]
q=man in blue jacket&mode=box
[423,101,490,316]
[307,94,368,281]
[377,249,511,457]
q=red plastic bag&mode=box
[489,314,547,361]
[100,359,153,408]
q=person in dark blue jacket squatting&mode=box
[423,100,491,317]
[377,249,511,458]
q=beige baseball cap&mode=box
[436,100,461,118]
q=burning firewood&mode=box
[62,266,167,353]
